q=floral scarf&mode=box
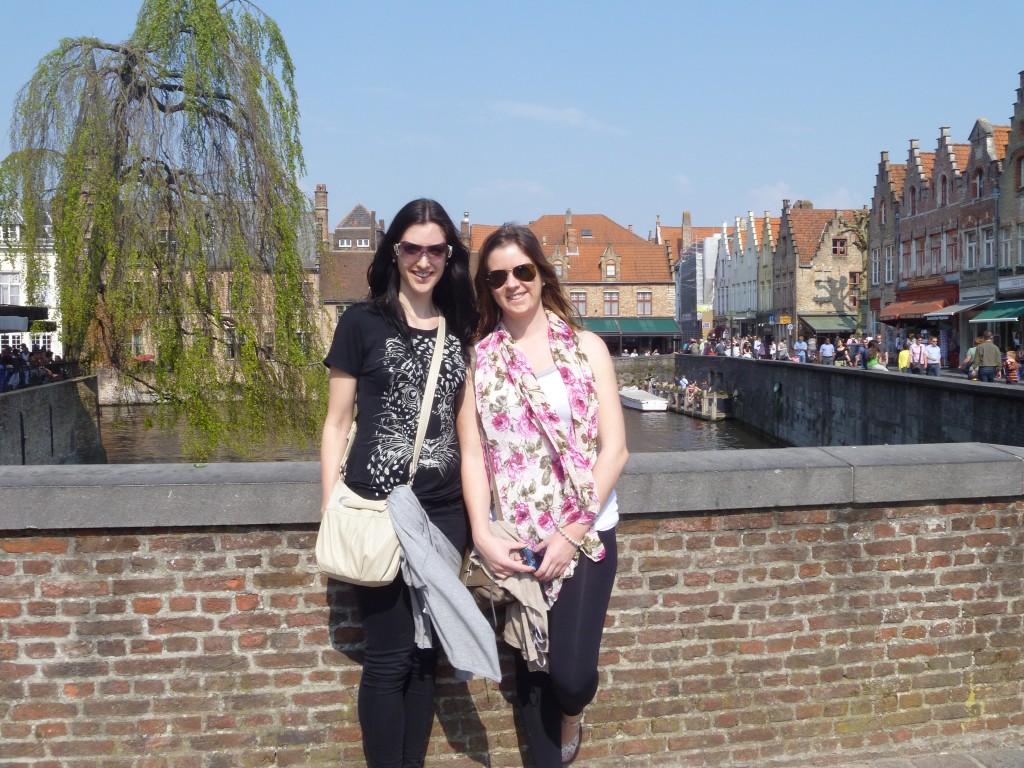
[474,311,606,603]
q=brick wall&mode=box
[2,478,1022,766]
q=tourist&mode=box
[819,337,835,365]
[463,224,627,768]
[866,347,888,371]
[793,336,808,363]
[898,342,911,373]
[834,338,849,366]
[924,337,941,376]
[974,331,1002,382]
[319,198,479,768]
[908,335,925,374]
[1003,351,1019,384]
[960,336,981,379]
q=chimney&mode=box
[460,211,470,244]
[655,214,662,244]
[370,210,378,248]
[566,208,572,227]
[314,184,329,244]
[682,211,692,250]
[628,224,633,233]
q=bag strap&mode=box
[406,314,446,486]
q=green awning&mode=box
[615,318,680,335]
[799,314,858,334]
[582,318,621,334]
[968,299,1024,323]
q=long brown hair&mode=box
[473,223,581,341]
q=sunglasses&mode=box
[485,263,538,290]
[394,241,452,261]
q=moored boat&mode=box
[619,387,669,412]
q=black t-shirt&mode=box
[324,302,465,508]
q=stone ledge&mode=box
[3,444,1023,532]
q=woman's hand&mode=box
[533,531,579,583]
[474,530,536,580]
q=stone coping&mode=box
[4,443,1024,532]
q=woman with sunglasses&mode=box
[461,224,628,766]
[320,198,478,767]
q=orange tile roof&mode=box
[919,151,936,180]
[788,208,857,267]
[888,163,907,195]
[952,144,970,172]
[994,125,1011,160]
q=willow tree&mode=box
[4,0,327,457]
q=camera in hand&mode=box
[520,548,542,568]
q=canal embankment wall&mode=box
[0,377,105,465]
[3,445,1022,767]
[666,355,1024,448]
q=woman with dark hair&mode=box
[320,198,479,767]
[461,223,628,766]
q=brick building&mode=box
[468,210,681,354]
[316,188,383,326]
[866,151,905,342]
[773,200,863,348]
[876,120,1009,363]
[985,70,1024,346]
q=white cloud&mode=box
[746,181,795,217]
[488,100,625,134]
[816,186,864,211]
[673,174,693,192]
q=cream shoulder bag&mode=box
[315,316,447,586]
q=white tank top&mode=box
[534,365,619,531]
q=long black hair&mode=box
[366,198,477,350]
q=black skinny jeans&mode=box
[514,528,618,768]
[352,502,467,768]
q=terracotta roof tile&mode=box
[888,163,907,194]
[920,151,936,180]
[789,208,856,267]
[952,144,970,173]
[994,125,1011,160]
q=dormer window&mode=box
[581,229,593,238]
[605,261,617,278]
[554,261,563,277]
[339,238,352,248]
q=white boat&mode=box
[619,387,669,412]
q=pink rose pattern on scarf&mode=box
[475,311,606,603]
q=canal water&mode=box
[99,405,775,463]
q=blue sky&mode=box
[2,0,1023,236]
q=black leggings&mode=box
[514,528,617,768]
[352,503,467,768]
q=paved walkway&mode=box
[832,747,1024,768]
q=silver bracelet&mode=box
[556,525,583,549]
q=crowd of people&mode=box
[682,330,1021,383]
[1,343,69,392]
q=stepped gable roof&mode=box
[952,144,970,173]
[336,204,373,229]
[994,125,1011,159]
[319,251,372,303]
[888,163,907,196]
[789,207,855,267]
[919,152,936,181]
